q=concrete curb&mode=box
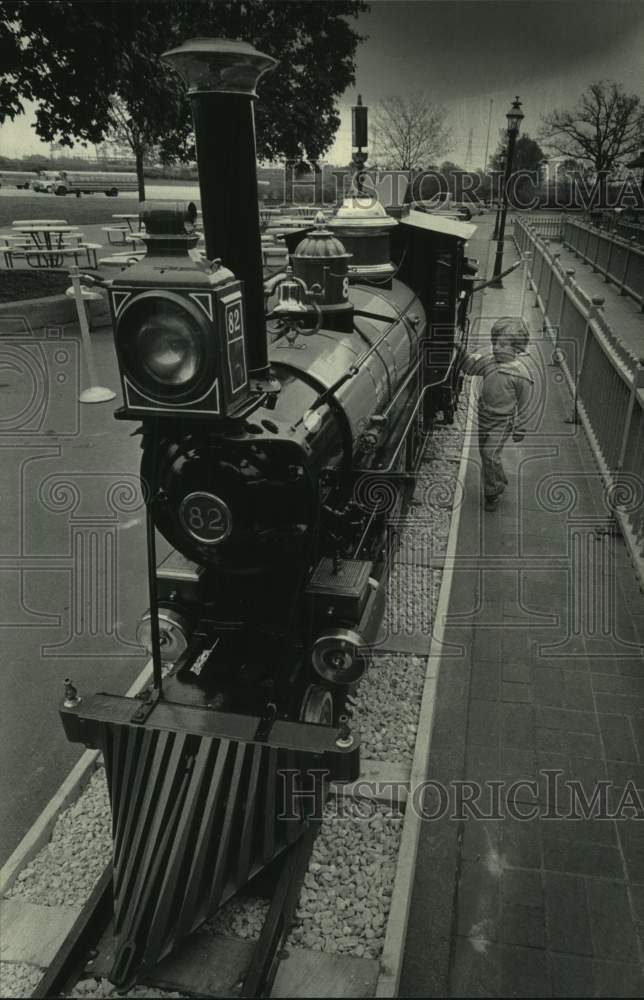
[376,395,476,998]
[0,290,109,335]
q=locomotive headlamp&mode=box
[108,200,260,420]
[312,629,367,685]
[117,292,209,402]
[138,308,202,386]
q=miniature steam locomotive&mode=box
[60,38,477,987]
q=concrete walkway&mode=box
[545,235,644,363]
[400,223,644,997]
[0,308,148,864]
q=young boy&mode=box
[461,317,534,511]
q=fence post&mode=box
[603,231,614,284]
[561,219,574,253]
[591,224,601,272]
[552,266,574,369]
[546,252,559,315]
[617,358,644,471]
[569,220,578,253]
[533,240,542,307]
[568,294,604,425]
[519,251,532,319]
[618,237,633,297]
[583,224,591,262]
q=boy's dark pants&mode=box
[478,415,513,499]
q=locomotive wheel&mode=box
[299,684,333,725]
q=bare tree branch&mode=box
[539,80,644,173]
[372,92,452,170]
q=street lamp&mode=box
[351,94,368,195]
[491,96,525,287]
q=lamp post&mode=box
[351,94,368,195]
[491,119,509,240]
[491,96,525,287]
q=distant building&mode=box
[95,139,134,163]
[48,141,96,161]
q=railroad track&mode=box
[1,376,478,997]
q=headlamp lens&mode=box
[137,309,201,385]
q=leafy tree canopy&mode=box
[489,133,547,174]
[0,0,368,197]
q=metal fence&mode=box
[514,216,644,588]
[588,210,644,246]
[562,218,644,310]
[516,214,564,240]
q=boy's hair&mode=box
[490,317,530,353]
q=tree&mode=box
[0,0,368,200]
[539,80,644,175]
[372,93,451,171]
[488,133,547,205]
[489,134,547,174]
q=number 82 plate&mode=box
[179,491,233,545]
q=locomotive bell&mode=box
[274,267,311,315]
[292,214,354,332]
[108,201,258,421]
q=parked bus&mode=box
[0,170,39,190]
[33,170,139,197]
[31,171,62,193]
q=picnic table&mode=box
[11,218,68,227]
[20,246,100,269]
[15,224,81,248]
[102,226,145,248]
[12,225,82,268]
[4,224,101,269]
[112,213,142,233]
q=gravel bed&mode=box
[6,768,111,908]
[0,961,44,999]
[286,800,402,960]
[70,978,184,998]
[199,895,270,941]
[350,653,426,761]
[381,563,442,637]
[423,429,465,464]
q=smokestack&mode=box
[162,38,277,379]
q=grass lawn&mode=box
[0,194,137,228]
[0,268,71,303]
[0,180,197,227]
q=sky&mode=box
[1,0,643,167]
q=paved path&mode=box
[0,312,148,864]
[544,235,644,363]
[400,222,644,997]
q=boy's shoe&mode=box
[484,494,501,511]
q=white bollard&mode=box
[66,266,116,403]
